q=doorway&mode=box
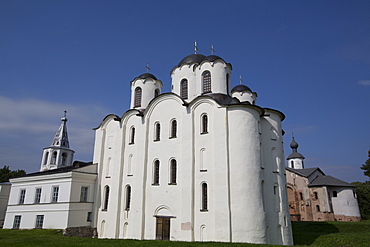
[156,217,170,240]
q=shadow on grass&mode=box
[292,221,339,245]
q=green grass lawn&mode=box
[1,220,369,247]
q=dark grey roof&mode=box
[204,55,223,62]
[286,167,322,178]
[15,161,95,178]
[206,93,240,105]
[178,54,206,67]
[309,175,355,188]
[287,152,305,160]
[231,85,252,94]
[136,73,157,80]
[177,54,226,67]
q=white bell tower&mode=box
[286,136,305,169]
[40,111,75,171]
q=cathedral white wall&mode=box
[95,117,124,238]
[143,97,191,241]
[329,187,361,218]
[228,106,266,243]
[93,97,294,245]
[260,110,293,245]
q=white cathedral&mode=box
[4,51,294,245]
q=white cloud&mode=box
[0,95,109,172]
[358,80,370,86]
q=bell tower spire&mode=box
[40,112,75,171]
[51,111,70,148]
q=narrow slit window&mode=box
[170,159,177,184]
[170,120,177,138]
[130,127,135,144]
[201,114,208,134]
[125,185,131,210]
[201,183,208,211]
[103,186,110,210]
[155,123,161,141]
[153,160,160,185]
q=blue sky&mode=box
[1,0,369,182]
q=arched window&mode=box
[154,122,160,141]
[43,152,49,165]
[61,153,67,166]
[125,185,131,210]
[134,87,142,107]
[154,89,160,97]
[129,126,135,144]
[153,160,160,185]
[170,159,177,184]
[180,79,188,99]
[291,160,294,168]
[51,151,57,164]
[170,120,177,138]
[201,114,208,134]
[201,183,208,211]
[103,186,110,211]
[202,71,211,93]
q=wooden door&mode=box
[156,217,170,240]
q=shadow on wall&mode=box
[292,221,339,245]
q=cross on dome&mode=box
[146,63,151,73]
[211,44,215,55]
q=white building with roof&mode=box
[285,137,361,222]
[92,52,293,245]
[3,114,98,232]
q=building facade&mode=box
[286,137,361,222]
[3,115,98,231]
[92,53,293,245]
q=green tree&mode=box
[360,150,370,178]
[0,165,26,183]
[352,181,370,220]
